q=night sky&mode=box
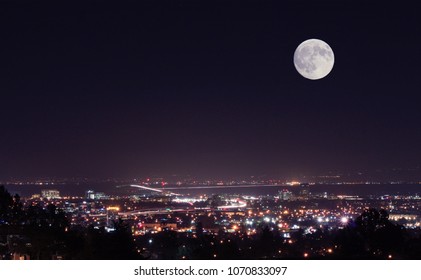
[0,0,420,179]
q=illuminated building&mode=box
[298,184,310,200]
[85,190,108,200]
[279,189,293,201]
[85,190,95,200]
[41,189,60,199]
[30,194,41,200]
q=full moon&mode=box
[293,39,334,80]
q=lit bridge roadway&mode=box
[118,208,200,216]
[116,184,179,195]
[115,184,247,216]
[118,201,247,217]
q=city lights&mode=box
[1,180,420,260]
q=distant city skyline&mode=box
[3,164,421,184]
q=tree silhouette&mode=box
[196,221,204,237]
[336,208,405,259]
[0,185,14,223]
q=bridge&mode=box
[116,184,179,195]
[117,199,247,216]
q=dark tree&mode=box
[336,208,406,259]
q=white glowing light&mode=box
[294,39,334,80]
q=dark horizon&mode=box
[3,167,421,183]
[1,0,420,180]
